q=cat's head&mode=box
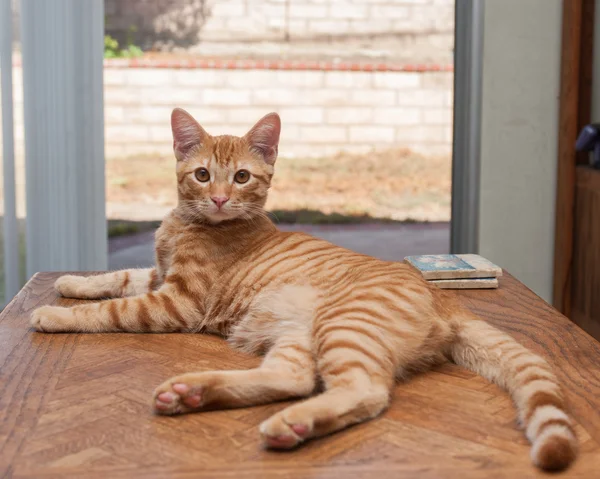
[170,108,280,224]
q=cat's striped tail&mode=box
[450,317,577,471]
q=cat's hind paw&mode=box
[259,411,312,449]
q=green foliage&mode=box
[104,26,143,59]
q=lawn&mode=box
[106,148,451,223]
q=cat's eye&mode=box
[234,170,250,184]
[195,168,210,182]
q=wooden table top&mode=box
[1,272,600,478]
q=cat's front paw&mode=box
[152,375,206,415]
[30,306,76,333]
[54,275,87,298]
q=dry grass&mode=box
[106,148,451,222]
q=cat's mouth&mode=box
[205,207,240,223]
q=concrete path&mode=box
[108,222,450,270]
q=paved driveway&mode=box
[108,222,450,270]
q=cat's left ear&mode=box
[244,113,281,165]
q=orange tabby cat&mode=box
[31,109,577,471]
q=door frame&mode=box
[450,0,485,255]
[553,0,595,316]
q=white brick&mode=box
[347,19,393,34]
[266,16,286,29]
[212,1,246,16]
[106,125,149,142]
[282,144,359,159]
[445,126,453,142]
[199,18,228,37]
[120,143,171,158]
[421,72,454,88]
[279,107,324,124]
[326,107,373,124]
[228,108,278,125]
[149,125,174,142]
[287,19,308,35]
[350,89,396,106]
[423,108,452,124]
[125,69,173,86]
[105,106,126,123]
[308,19,350,34]
[253,88,301,106]
[139,87,202,105]
[370,5,410,19]
[300,126,347,143]
[329,4,368,19]
[279,125,302,144]
[226,17,261,32]
[374,72,420,89]
[172,69,223,87]
[349,126,395,143]
[395,126,448,143]
[104,87,142,105]
[103,69,127,86]
[374,108,421,125]
[177,108,229,124]
[397,90,447,107]
[224,70,277,88]
[445,91,454,107]
[324,71,372,88]
[289,4,328,18]
[275,70,325,88]
[12,68,23,102]
[202,89,252,106]
[124,106,174,124]
[301,88,351,106]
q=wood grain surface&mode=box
[571,166,600,341]
[553,0,590,317]
[1,272,599,478]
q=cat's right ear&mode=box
[171,108,208,161]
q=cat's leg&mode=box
[259,311,399,449]
[259,369,392,448]
[55,268,161,299]
[30,282,197,333]
[152,333,316,415]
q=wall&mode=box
[104,0,454,49]
[101,59,453,159]
[478,0,562,302]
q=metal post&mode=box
[20,0,107,277]
[1,0,19,302]
[450,0,485,254]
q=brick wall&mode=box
[2,59,452,219]
[103,60,453,159]
[105,0,454,49]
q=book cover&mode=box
[404,254,502,280]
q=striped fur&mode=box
[31,109,577,471]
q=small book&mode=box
[430,277,499,290]
[404,254,502,281]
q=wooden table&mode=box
[1,272,600,478]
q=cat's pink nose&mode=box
[211,196,229,209]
